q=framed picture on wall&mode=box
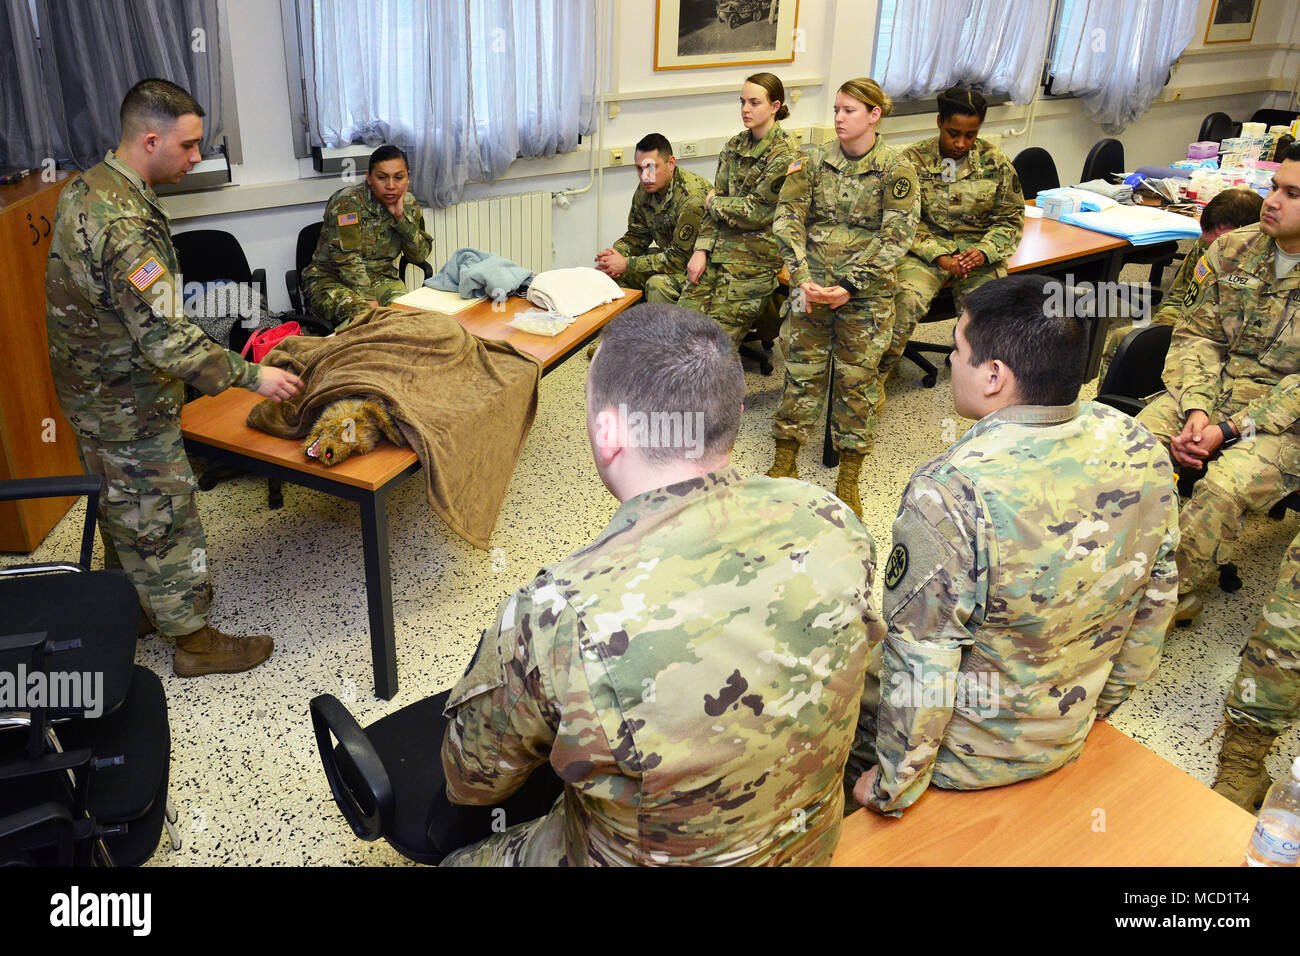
[1204,0,1260,43]
[654,0,800,71]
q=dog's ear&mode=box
[374,404,407,447]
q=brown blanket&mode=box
[247,308,542,549]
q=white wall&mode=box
[176,0,1300,313]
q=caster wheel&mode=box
[198,474,217,491]
[1219,563,1242,593]
[760,360,773,376]
[922,373,937,388]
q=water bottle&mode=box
[1245,755,1300,867]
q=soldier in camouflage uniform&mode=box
[1211,533,1300,810]
[1095,188,1262,384]
[848,275,1179,815]
[595,133,709,304]
[438,305,883,866]
[875,88,1023,392]
[1137,150,1300,629]
[301,144,432,330]
[767,78,920,519]
[45,79,301,677]
[678,73,801,346]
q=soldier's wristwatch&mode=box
[1217,421,1240,447]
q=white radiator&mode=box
[417,191,554,281]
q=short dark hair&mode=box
[589,305,744,464]
[120,78,204,138]
[1201,187,1263,233]
[368,144,408,173]
[959,273,1087,406]
[937,86,987,122]
[635,133,674,160]
[1284,142,1300,164]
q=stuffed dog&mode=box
[303,397,407,466]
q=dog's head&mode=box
[304,418,361,466]
[304,398,404,466]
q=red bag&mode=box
[239,321,300,363]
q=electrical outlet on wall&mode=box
[610,149,624,165]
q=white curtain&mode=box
[874,0,1053,106]
[1048,0,1199,133]
[305,0,596,208]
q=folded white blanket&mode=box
[526,267,624,319]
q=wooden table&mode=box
[181,289,641,699]
[831,721,1258,867]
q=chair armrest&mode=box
[1093,394,1146,417]
[0,748,91,782]
[252,268,269,310]
[0,476,101,570]
[309,694,393,842]
[286,269,302,314]
[400,256,434,284]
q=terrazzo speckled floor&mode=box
[6,267,1298,865]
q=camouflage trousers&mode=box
[1138,393,1300,594]
[619,264,686,305]
[1225,529,1300,734]
[441,801,568,867]
[302,275,406,330]
[876,254,1005,386]
[1096,312,1177,386]
[772,294,895,454]
[677,257,780,345]
[76,424,211,637]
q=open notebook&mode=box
[391,285,479,315]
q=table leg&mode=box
[359,490,397,700]
[1084,248,1127,381]
[822,359,839,468]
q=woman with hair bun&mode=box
[679,71,800,346]
[766,77,920,518]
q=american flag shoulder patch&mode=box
[337,212,359,226]
[1193,257,1210,282]
[127,257,164,291]
[787,158,803,174]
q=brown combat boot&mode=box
[766,438,800,479]
[836,451,865,518]
[1211,721,1277,811]
[172,624,273,678]
[1173,593,1203,628]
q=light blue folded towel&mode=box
[427,246,533,300]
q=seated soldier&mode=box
[595,133,709,305]
[301,144,432,331]
[1137,145,1300,627]
[1096,188,1263,384]
[848,274,1179,815]
[438,304,883,866]
[874,87,1024,400]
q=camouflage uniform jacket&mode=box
[612,166,710,279]
[1150,237,1206,328]
[302,182,433,303]
[1166,225,1300,466]
[442,468,883,865]
[774,134,921,293]
[694,122,801,264]
[901,136,1024,266]
[45,151,260,441]
[867,401,1179,815]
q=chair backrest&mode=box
[296,221,324,275]
[1250,108,1298,130]
[1097,323,1173,401]
[1198,111,1236,144]
[172,229,253,284]
[1080,138,1124,183]
[1012,147,1060,201]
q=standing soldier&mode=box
[45,78,302,677]
[678,72,800,346]
[302,144,432,331]
[875,87,1024,399]
[595,133,709,304]
[1137,145,1300,627]
[1212,535,1300,810]
[766,77,920,518]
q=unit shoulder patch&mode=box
[884,543,909,591]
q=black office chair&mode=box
[310,690,565,865]
[172,230,270,345]
[1080,138,1126,183]
[1249,108,1298,130]
[1198,111,1239,144]
[1011,147,1060,201]
[902,287,957,388]
[287,221,435,316]
[0,476,177,866]
[739,291,782,375]
[1094,324,1174,417]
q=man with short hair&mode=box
[849,274,1179,815]
[302,143,432,330]
[594,133,709,304]
[1096,187,1263,384]
[1137,147,1300,628]
[439,304,883,865]
[46,78,302,677]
